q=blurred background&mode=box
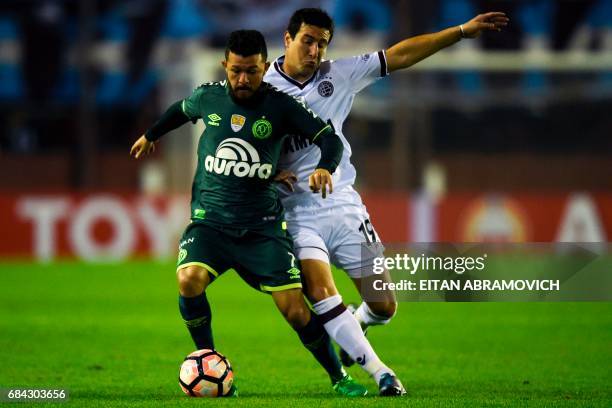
[0,0,611,261]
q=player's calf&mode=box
[367,300,397,320]
[313,294,401,385]
[301,259,400,385]
[350,271,397,330]
[271,288,368,396]
[339,300,398,368]
[177,265,215,350]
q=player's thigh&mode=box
[176,223,233,295]
[328,205,384,276]
[286,218,331,265]
[234,225,303,293]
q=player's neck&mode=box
[281,59,315,83]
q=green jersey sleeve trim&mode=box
[181,100,188,116]
[312,124,332,141]
[181,99,199,121]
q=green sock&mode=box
[296,313,345,383]
[179,292,214,350]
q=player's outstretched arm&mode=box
[129,100,191,159]
[385,12,509,73]
[309,130,343,199]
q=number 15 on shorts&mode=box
[358,218,379,243]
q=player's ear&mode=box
[283,31,292,49]
[264,61,270,72]
[221,60,227,69]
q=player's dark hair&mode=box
[225,29,268,60]
[287,8,334,42]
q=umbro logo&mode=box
[207,113,221,126]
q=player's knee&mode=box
[306,285,335,303]
[177,266,208,296]
[281,304,310,330]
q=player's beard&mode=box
[231,85,254,100]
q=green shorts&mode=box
[176,221,302,293]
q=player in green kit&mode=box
[130,30,367,396]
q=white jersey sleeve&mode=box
[332,50,388,93]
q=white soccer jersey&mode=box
[264,50,388,207]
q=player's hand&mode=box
[273,169,297,192]
[461,12,509,39]
[308,168,333,199]
[130,135,156,159]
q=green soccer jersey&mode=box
[180,80,334,229]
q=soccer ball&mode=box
[178,349,234,397]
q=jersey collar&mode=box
[274,55,318,90]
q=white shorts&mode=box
[282,188,384,278]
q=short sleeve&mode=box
[333,50,388,93]
[181,86,206,120]
[283,95,333,141]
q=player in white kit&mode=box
[265,7,508,394]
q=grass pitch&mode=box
[0,261,611,407]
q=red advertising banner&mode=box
[0,194,189,261]
[362,192,410,243]
[435,193,612,242]
[0,192,610,261]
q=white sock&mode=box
[312,295,394,383]
[354,302,394,330]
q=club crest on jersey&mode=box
[177,248,187,265]
[252,117,273,139]
[204,138,272,179]
[317,80,334,97]
[230,114,246,132]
